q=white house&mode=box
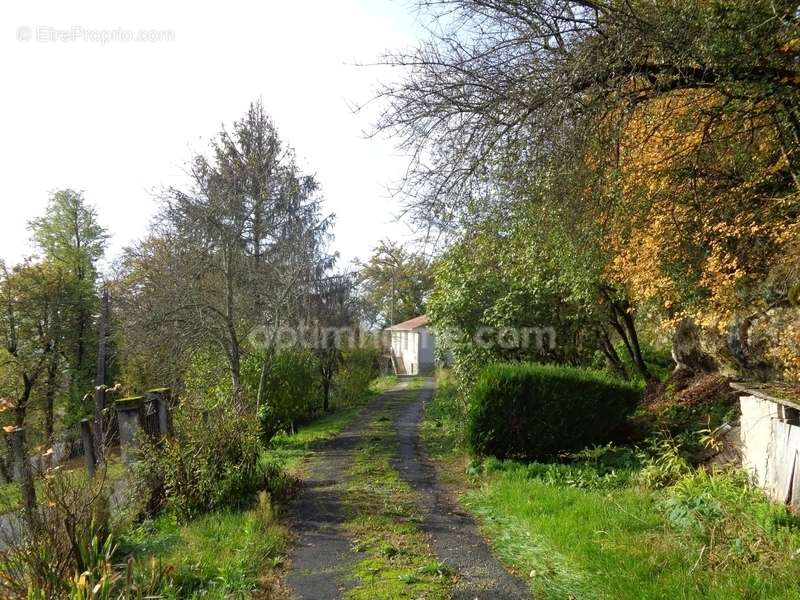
[385,315,435,375]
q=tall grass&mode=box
[119,500,287,600]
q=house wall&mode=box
[418,328,435,372]
[741,394,780,489]
[389,326,437,375]
[740,394,800,506]
[391,330,420,375]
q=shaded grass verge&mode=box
[119,494,289,599]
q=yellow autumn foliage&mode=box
[601,88,800,376]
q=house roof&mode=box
[731,382,800,412]
[385,315,430,331]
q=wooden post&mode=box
[115,397,143,464]
[94,288,110,460]
[8,427,36,519]
[80,419,97,478]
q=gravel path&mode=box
[286,377,531,599]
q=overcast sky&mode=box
[1,0,422,271]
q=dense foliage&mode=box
[0,466,120,598]
[378,0,800,382]
[114,101,335,408]
[428,209,610,387]
[331,347,381,405]
[0,87,399,600]
[0,190,108,479]
[137,405,263,520]
[256,349,322,441]
[423,371,800,599]
[356,240,432,328]
[467,363,641,459]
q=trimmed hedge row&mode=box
[467,362,641,459]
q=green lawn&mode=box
[119,501,287,599]
[422,371,800,600]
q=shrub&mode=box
[658,469,800,567]
[137,406,263,520]
[467,362,641,459]
[182,348,235,407]
[258,349,321,441]
[332,347,381,406]
[635,433,693,488]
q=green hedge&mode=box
[467,362,641,459]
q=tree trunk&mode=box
[0,438,11,483]
[671,317,716,375]
[44,352,59,447]
[15,376,34,429]
[598,329,628,380]
[75,306,88,386]
[602,290,653,381]
[322,377,331,412]
[9,428,36,522]
[620,309,651,381]
[223,247,245,411]
[256,346,276,414]
[231,367,243,407]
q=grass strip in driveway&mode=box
[266,374,400,476]
[342,383,454,600]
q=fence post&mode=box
[115,397,144,464]
[80,419,97,478]
[146,387,172,438]
[8,427,36,519]
[94,288,110,461]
